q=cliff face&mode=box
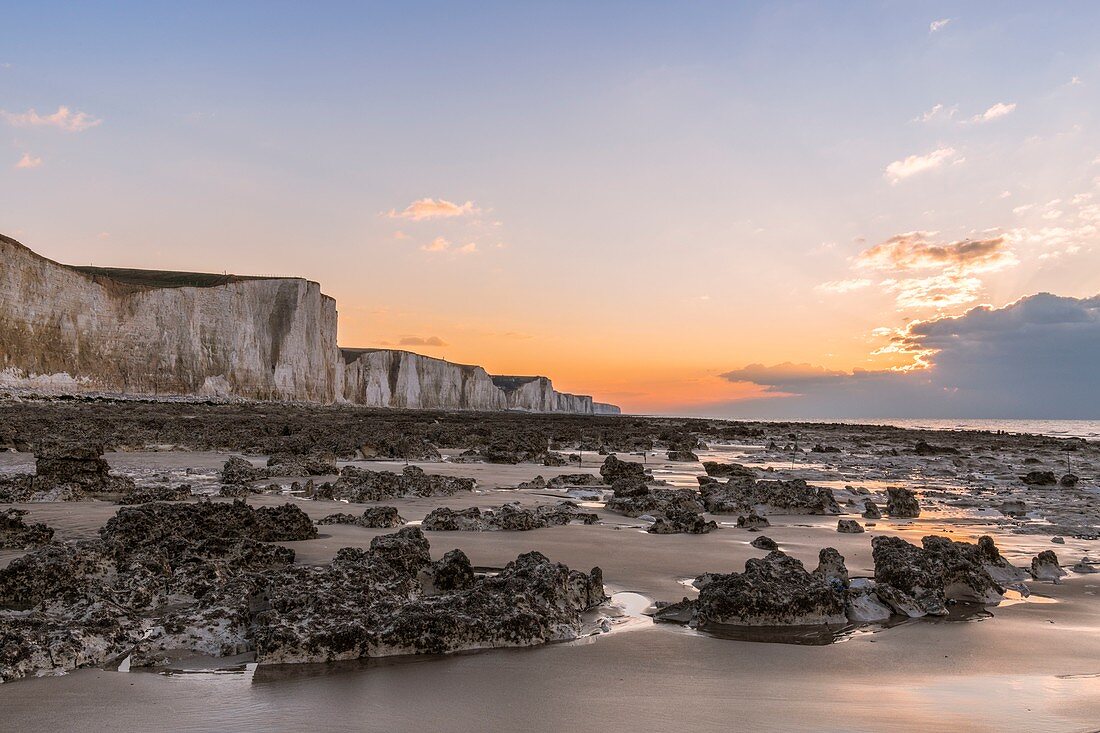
[340,349,507,410]
[0,234,620,413]
[0,235,339,401]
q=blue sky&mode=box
[2,2,1098,415]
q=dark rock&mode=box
[871,535,1004,617]
[693,551,848,626]
[118,484,192,504]
[861,499,882,519]
[702,462,756,480]
[266,451,338,477]
[599,455,646,484]
[913,440,958,456]
[221,456,269,485]
[1021,471,1057,486]
[317,506,407,529]
[701,478,841,515]
[1030,550,1065,582]
[666,449,699,462]
[648,509,718,534]
[606,486,703,518]
[422,502,597,532]
[0,509,54,549]
[1060,473,1079,488]
[750,535,779,551]
[836,519,864,534]
[737,513,770,531]
[314,465,475,503]
[885,487,920,518]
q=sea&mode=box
[825,418,1100,441]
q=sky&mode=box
[2,1,1099,418]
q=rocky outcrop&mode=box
[700,478,841,515]
[0,505,604,681]
[0,509,54,549]
[310,465,474,502]
[0,442,135,502]
[885,487,921,518]
[422,502,598,531]
[317,506,406,528]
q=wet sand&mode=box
[3,446,1100,731]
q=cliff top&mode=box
[490,375,545,391]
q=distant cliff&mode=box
[0,233,620,414]
[0,234,338,401]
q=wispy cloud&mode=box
[913,103,957,123]
[387,198,479,221]
[969,101,1016,123]
[14,153,42,169]
[816,278,872,294]
[885,147,959,183]
[1,105,102,132]
[398,336,447,347]
[421,236,451,253]
[855,232,1016,274]
[929,18,952,33]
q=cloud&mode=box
[929,18,951,33]
[1,105,102,132]
[970,102,1016,123]
[713,293,1100,418]
[456,242,478,254]
[913,103,957,123]
[885,147,958,183]
[421,237,451,253]
[816,278,872,294]
[392,230,410,240]
[855,232,1016,274]
[386,198,479,221]
[397,336,448,347]
[14,153,42,169]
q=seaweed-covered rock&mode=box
[0,509,54,549]
[1059,473,1079,488]
[976,535,1029,584]
[737,513,770,531]
[606,486,703,518]
[1030,550,1066,582]
[871,535,1004,618]
[221,456,269,485]
[317,506,407,529]
[1022,471,1057,486]
[861,500,882,519]
[666,450,699,462]
[0,443,135,501]
[117,484,193,505]
[648,510,718,535]
[885,487,920,518]
[314,465,475,502]
[693,551,848,626]
[750,535,779,551]
[701,478,841,515]
[702,462,756,480]
[422,503,597,532]
[266,451,338,477]
[599,455,646,484]
[836,519,864,534]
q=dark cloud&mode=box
[713,293,1100,418]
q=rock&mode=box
[813,548,850,590]
[692,551,848,627]
[861,499,882,519]
[1051,536,1066,544]
[885,487,920,518]
[1021,471,1057,486]
[1072,559,1098,574]
[317,506,406,529]
[1060,473,1079,488]
[750,535,779,551]
[701,478,841,515]
[913,440,958,456]
[606,486,703,518]
[546,473,603,488]
[266,451,338,477]
[313,465,475,502]
[845,578,893,623]
[516,475,546,489]
[811,444,841,453]
[422,502,597,532]
[999,500,1028,517]
[702,462,756,480]
[0,509,54,549]
[666,450,699,462]
[871,535,1005,617]
[599,455,646,484]
[221,456,269,485]
[737,513,770,531]
[837,519,864,534]
[117,484,192,504]
[0,443,136,501]
[977,535,1029,584]
[219,483,257,498]
[1030,550,1066,582]
[648,510,718,535]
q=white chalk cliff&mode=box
[0,234,620,414]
